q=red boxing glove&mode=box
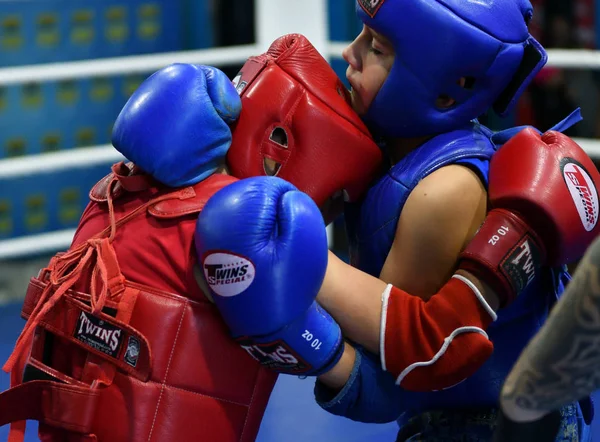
[460,128,600,306]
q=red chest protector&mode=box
[0,162,277,442]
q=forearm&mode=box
[318,342,356,390]
[318,251,499,391]
[315,345,405,423]
[317,251,386,354]
[500,235,600,419]
[317,252,500,355]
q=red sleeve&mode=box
[381,276,496,392]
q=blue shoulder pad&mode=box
[491,108,583,148]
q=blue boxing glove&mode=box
[195,176,344,376]
[112,64,241,187]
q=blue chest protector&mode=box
[343,114,592,423]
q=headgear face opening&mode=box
[227,35,383,221]
[356,0,548,138]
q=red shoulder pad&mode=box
[89,162,155,203]
[89,171,122,203]
[148,174,238,219]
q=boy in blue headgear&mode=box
[305,0,594,440]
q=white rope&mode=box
[0,225,337,261]
[326,44,600,70]
[0,225,336,262]
[0,145,123,179]
[0,229,76,260]
[0,44,261,86]
[573,138,600,158]
[541,49,600,69]
[0,44,596,87]
[1,138,597,181]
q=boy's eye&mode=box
[370,46,383,56]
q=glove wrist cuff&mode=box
[459,208,546,307]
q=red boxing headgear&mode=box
[227,34,383,216]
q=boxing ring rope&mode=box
[0,45,597,86]
[0,45,262,86]
[0,0,599,260]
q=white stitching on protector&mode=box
[395,326,489,386]
[143,382,251,407]
[238,369,261,441]
[451,274,497,321]
[380,284,393,372]
[147,303,187,442]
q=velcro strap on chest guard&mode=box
[0,380,99,435]
[22,277,152,381]
[0,266,144,440]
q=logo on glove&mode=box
[203,252,255,297]
[563,160,599,232]
[358,0,386,17]
[237,337,310,374]
[501,237,541,293]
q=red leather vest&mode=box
[0,163,277,442]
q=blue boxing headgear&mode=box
[356,0,548,138]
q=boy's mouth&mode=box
[347,85,362,115]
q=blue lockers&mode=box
[328,0,361,43]
[0,0,195,160]
[0,162,115,238]
[0,0,186,67]
[184,0,214,49]
[0,73,153,160]
[0,2,174,163]
[0,0,215,240]
[327,0,360,87]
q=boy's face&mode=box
[343,26,395,116]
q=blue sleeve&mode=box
[455,157,490,189]
[314,347,408,423]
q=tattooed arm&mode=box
[492,235,600,440]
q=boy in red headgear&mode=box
[0,35,383,442]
